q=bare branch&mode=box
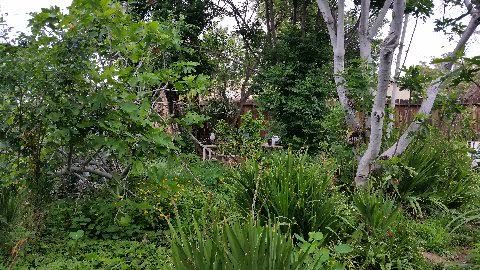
[58,166,113,179]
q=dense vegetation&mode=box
[1,0,479,269]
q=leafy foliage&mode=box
[230,152,349,238]
[0,0,209,205]
[13,239,171,269]
[381,130,479,216]
[353,191,400,233]
[256,27,336,151]
[169,219,351,270]
[214,111,266,156]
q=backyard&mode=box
[1,0,480,269]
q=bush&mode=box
[41,155,237,243]
[229,151,349,238]
[348,214,427,269]
[42,195,169,242]
[0,186,32,262]
[213,111,265,157]
[353,191,400,233]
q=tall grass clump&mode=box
[382,130,479,215]
[169,218,350,270]
[229,151,349,238]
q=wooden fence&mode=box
[394,99,480,136]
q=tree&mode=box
[315,0,480,186]
[0,0,208,201]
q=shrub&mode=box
[214,111,265,157]
[42,157,236,243]
[0,185,19,235]
[43,196,168,242]
[0,186,32,261]
[230,151,349,238]
[348,214,427,270]
[353,191,400,233]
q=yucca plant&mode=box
[169,218,347,270]
[353,191,400,233]
[230,152,347,238]
[385,131,478,213]
[169,220,302,270]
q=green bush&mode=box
[472,243,480,266]
[214,111,265,157]
[42,156,237,243]
[136,155,228,187]
[230,151,349,238]
[0,185,18,229]
[348,214,427,270]
[0,186,32,261]
[256,26,336,151]
[43,196,168,242]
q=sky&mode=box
[1,0,479,68]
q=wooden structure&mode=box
[393,97,480,135]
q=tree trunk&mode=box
[300,0,308,36]
[317,0,361,130]
[358,0,371,61]
[381,12,480,158]
[386,14,409,137]
[292,0,299,24]
[265,0,276,46]
[355,0,406,186]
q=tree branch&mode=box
[381,12,480,158]
[316,0,338,48]
[369,0,395,39]
[359,0,372,60]
[58,166,113,179]
[317,0,361,130]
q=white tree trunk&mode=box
[386,14,409,137]
[359,0,372,61]
[317,0,360,130]
[355,0,406,186]
[381,12,480,158]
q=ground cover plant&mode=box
[1,0,480,269]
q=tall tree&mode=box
[316,0,480,186]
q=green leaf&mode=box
[308,231,324,242]
[120,102,137,114]
[68,230,85,240]
[118,215,132,227]
[334,244,353,254]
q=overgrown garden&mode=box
[1,0,479,269]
